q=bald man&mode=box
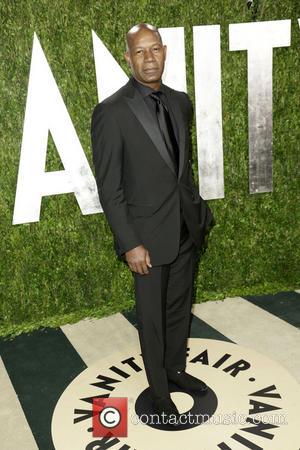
[91,23,214,424]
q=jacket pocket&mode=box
[127,202,155,218]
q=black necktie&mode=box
[150,91,179,176]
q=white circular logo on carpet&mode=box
[51,338,300,449]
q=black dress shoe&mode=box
[152,396,181,426]
[167,370,207,393]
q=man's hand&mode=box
[125,245,152,274]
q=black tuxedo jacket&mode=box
[91,76,215,266]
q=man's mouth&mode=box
[143,68,158,72]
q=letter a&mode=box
[13,33,101,224]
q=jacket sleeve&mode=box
[183,93,198,188]
[91,102,142,256]
[183,92,216,237]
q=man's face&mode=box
[125,29,167,87]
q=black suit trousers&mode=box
[132,210,197,399]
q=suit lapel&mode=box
[163,86,186,180]
[124,78,186,179]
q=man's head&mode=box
[124,23,167,90]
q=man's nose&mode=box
[144,49,155,61]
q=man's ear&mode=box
[163,44,167,61]
[124,51,131,66]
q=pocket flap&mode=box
[127,202,155,217]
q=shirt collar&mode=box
[131,76,165,98]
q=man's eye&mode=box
[136,49,143,54]
[153,47,160,51]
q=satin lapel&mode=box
[164,87,186,180]
[125,89,177,177]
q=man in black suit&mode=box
[91,23,214,423]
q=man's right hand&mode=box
[125,245,152,274]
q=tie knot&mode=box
[150,91,169,112]
[150,91,163,102]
